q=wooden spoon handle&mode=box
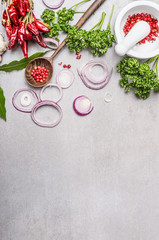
[50,0,106,61]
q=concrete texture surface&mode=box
[0,0,159,240]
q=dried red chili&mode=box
[13,0,19,11]
[27,22,39,36]
[6,21,12,40]
[8,4,19,26]
[19,0,26,17]
[33,20,50,33]
[24,0,30,13]
[20,40,28,58]
[32,34,47,48]
[8,25,18,49]
[124,13,159,44]
[24,29,32,40]
[18,21,25,45]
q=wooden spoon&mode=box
[25,0,106,87]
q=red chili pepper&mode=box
[18,0,26,17]
[6,21,12,40]
[24,0,30,12]
[32,12,36,21]
[27,22,39,36]
[33,20,50,33]
[13,0,19,11]
[18,21,25,45]
[8,4,19,26]
[24,29,32,40]
[20,40,28,58]
[32,34,47,48]
[2,10,8,26]
[8,25,18,49]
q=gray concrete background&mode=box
[0,0,159,239]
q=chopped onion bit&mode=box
[104,93,113,103]
[73,96,94,116]
[43,38,59,49]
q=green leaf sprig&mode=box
[0,87,6,121]
[117,55,159,99]
[0,51,48,72]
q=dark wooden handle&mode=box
[76,0,106,29]
[50,0,106,61]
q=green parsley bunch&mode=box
[117,56,159,99]
[66,5,115,56]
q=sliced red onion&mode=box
[56,69,75,89]
[77,60,113,90]
[31,100,63,128]
[12,89,39,113]
[43,38,59,49]
[42,0,65,9]
[73,96,94,116]
[40,83,63,103]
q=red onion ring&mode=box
[73,96,94,116]
[56,69,75,89]
[77,60,113,90]
[43,38,59,49]
[42,0,65,9]
[40,83,63,103]
[31,101,63,128]
[12,88,39,113]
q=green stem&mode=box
[70,0,91,10]
[155,57,159,79]
[74,11,85,14]
[89,12,106,31]
[98,12,106,30]
[107,4,115,30]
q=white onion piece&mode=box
[56,69,75,89]
[73,96,94,116]
[20,93,32,107]
[31,101,63,128]
[42,0,65,9]
[43,38,59,49]
[77,60,113,90]
[40,83,63,103]
[104,93,113,103]
[12,89,39,113]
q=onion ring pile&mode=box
[77,60,113,90]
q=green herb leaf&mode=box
[0,51,49,72]
[0,87,6,121]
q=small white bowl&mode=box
[115,1,159,59]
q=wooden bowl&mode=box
[25,57,53,88]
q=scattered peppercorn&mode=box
[31,66,49,83]
[123,13,159,44]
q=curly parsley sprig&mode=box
[117,56,159,99]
